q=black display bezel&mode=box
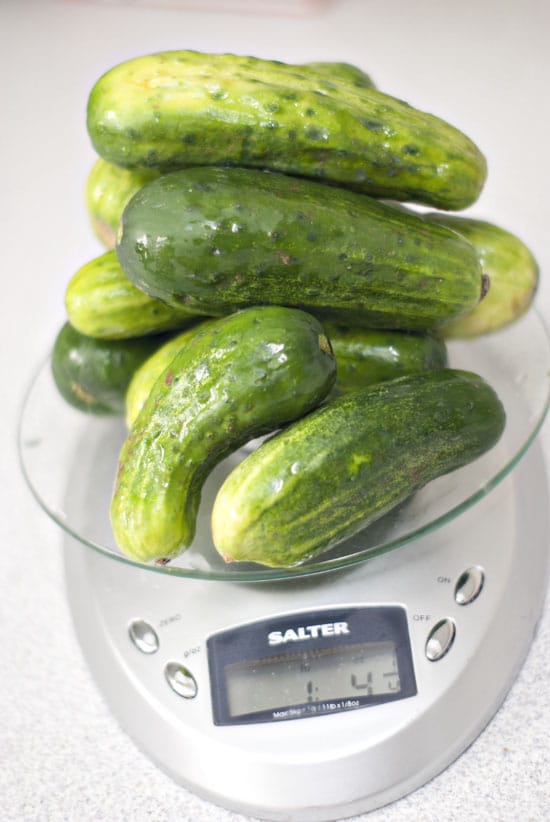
[207,605,417,726]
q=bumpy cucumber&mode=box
[85,158,160,248]
[84,62,374,250]
[110,306,336,562]
[304,61,375,89]
[117,167,485,332]
[425,215,539,338]
[65,250,204,339]
[124,322,447,422]
[212,369,506,567]
[125,320,212,427]
[325,324,448,394]
[87,50,486,209]
[51,322,164,414]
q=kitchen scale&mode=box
[18,309,550,821]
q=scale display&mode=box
[208,606,417,724]
[225,640,401,716]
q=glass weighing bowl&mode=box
[18,308,550,581]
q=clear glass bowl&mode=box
[18,309,550,581]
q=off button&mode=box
[425,618,456,661]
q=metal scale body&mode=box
[19,311,550,821]
[63,441,548,821]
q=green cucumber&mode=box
[124,319,212,427]
[325,324,448,394]
[65,250,205,340]
[51,322,165,414]
[85,158,160,248]
[124,322,447,423]
[116,166,485,332]
[84,62,374,250]
[87,49,486,209]
[110,306,336,562]
[212,369,506,567]
[302,61,375,90]
[125,321,446,425]
[425,215,539,338]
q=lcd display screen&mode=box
[224,640,400,718]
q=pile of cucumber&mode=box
[52,50,539,567]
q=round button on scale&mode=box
[455,566,485,605]
[425,618,456,661]
[128,619,159,654]
[165,662,198,699]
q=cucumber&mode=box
[425,215,539,338]
[302,61,375,90]
[212,369,506,567]
[65,250,205,340]
[51,322,164,414]
[85,158,160,248]
[84,62,374,250]
[124,319,212,427]
[116,166,485,332]
[325,324,448,394]
[124,321,445,425]
[110,306,336,562]
[87,49,486,209]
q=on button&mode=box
[455,566,485,605]
[426,618,456,661]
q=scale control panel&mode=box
[126,564,485,727]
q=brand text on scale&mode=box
[268,621,350,646]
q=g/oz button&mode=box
[165,662,198,699]
[426,618,456,661]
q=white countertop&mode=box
[2,1,549,820]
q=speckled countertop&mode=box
[2,2,549,820]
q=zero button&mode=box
[128,619,159,654]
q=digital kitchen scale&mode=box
[18,309,550,821]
